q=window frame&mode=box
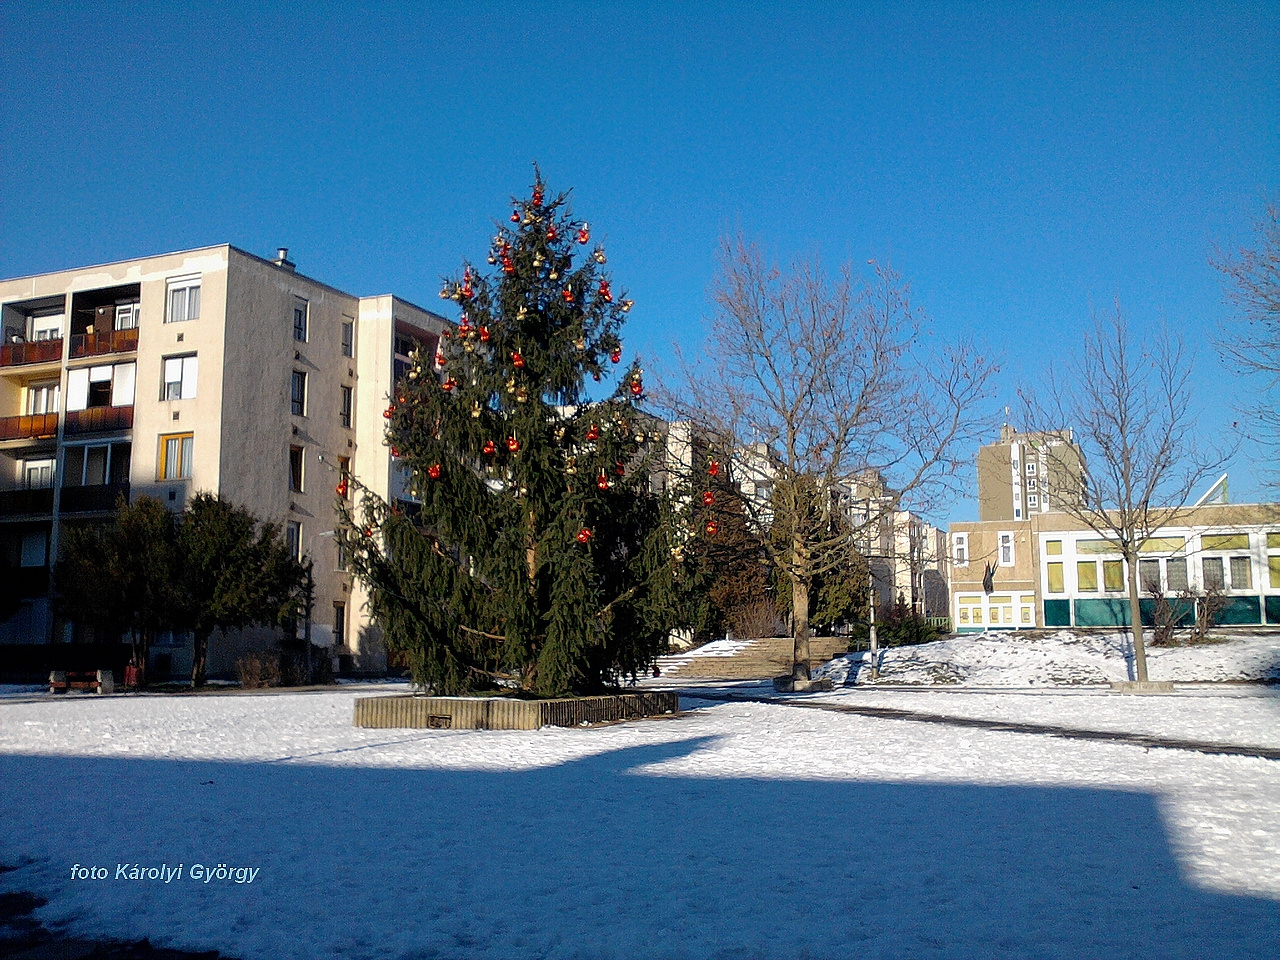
[341,319,355,358]
[293,297,309,342]
[291,370,307,417]
[289,445,305,493]
[161,354,198,401]
[952,532,968,567]
[165,276,202,323]
[340,385,353,428]
[286,521,302,562]
[998,531,1015,567]
[158,433,194,481]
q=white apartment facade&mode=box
[0,244,447,676]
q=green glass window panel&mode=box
[1045,540,1063,556]
[1270,556,1280,589]
[1203,534,1249,551]
[1077,539,1118,555]
[1268,533,1280,550]
[1140,537,1186,554]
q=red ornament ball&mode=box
[482,440,496,455]
[547,225,558,241]
[576,528,592,544]
[701,490,714,506]
[506,436,520,453]
[630,380,643,396]
[611,348,622,364]
[705,520,720,535]
[511,210,519,222]
[512,351,525,368]
[383,404,395,419]
[597,473,610,491]
[577,224,590,244]
[479,326,490,342]
[335,480,348,497]
[585,423,600,441]
[708,460,721,477]
[428,463,441,479]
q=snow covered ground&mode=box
[2,636,1279,959]
[815,628,1280,687]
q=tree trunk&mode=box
[191,628,211,688]
[791,575,811,681]
[1126,551,1149,682]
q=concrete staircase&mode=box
[656,636,850,680]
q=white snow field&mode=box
[1,638,1279,959]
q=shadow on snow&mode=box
[1,736,1278,959]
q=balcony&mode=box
[69,328,139,359]
[61,482,129,513]
[0,413,58,441]
[0,339,63,367]
[65,406,133,435]
[0,487,54,517]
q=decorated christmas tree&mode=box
[340,172,683,696]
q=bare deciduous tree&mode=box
[1023,305,1231,682]
[1213,199,1280,461]
[660,235,999,681]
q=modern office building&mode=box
[0,245,448,675]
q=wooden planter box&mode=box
[354,692,679,730]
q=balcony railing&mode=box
[61,482,130,513]
[69,328,139,359]
[64,405,133,435]
[0,412,58,441]
[0,487,54,516]
[0,339,63,367]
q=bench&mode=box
[48,670,115,694]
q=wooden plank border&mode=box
[354,692,680,730]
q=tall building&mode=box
[0,245,448,675]
[976,424,1084,522]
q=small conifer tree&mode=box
[341,172,680,696]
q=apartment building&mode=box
[0,245,448,676]
[976,425,1084,522]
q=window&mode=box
[26,381,59,415]
[341,320,355,358]
[159,433,193,480]
[166,277,201,323]
[1027,494,1039,508]
[63,443,130,487]
[340,386,353,428]
[952,533,968,566]
[1202,556,1225,591]
[1167,558,1188,593]
[1045,540,1063,555]
[1047,562,1064,594]
[291,371,306,416]
[289,446,305,493]
[1025,462,1037,476]
[1138,559,1160,593]
[336,541,348,572]
[66,362,135,410]
[20,530,48,568]
[333,602,346,646]
[1077,560,1098,592]
[1026,478,1037,490]
[1229,556,1252,590]
[337,456,351,500]
[998,531,1014,566]
[1271,556,1280,589]
[22,458,55,489]
[114,302,140,331]
[286,521,302,561]
[1105,560,1126,592]
[162,355,198,400]
[28,310,63,341]
[293,298,308,342]
[1203,533,1249,551]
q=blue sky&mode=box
[1,2,1276,522]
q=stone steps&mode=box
[657,636,849,680]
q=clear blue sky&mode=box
[2,1,1276,522]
